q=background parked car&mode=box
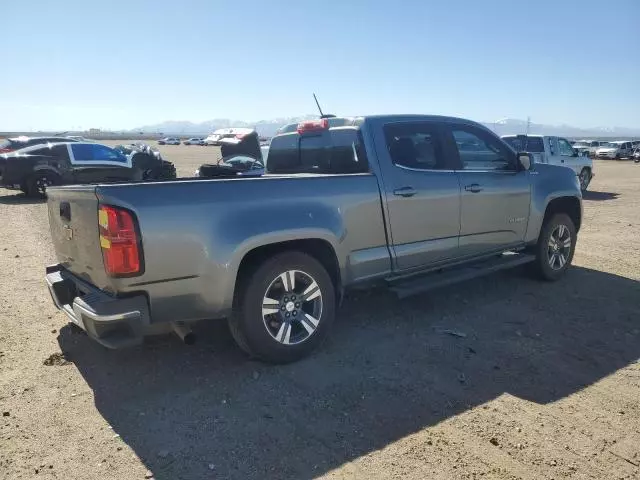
[596,141,634,159]
[572,140,609,157]
[0,141,176,197]
[204,128,254,146]
[633,147,640,163]
[183,137,204,145]
[158,137,180,145]
[0,136,79,154]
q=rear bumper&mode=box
[45,264,151,349]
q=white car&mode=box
[595,141,634,159]
[158,137,180,146]
[183,137,204,145]
[573,140,609,157]
[204,127,254,146]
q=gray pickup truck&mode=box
[45,115,582,363]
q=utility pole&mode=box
[526,116,531,135]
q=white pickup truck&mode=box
[502,135,593,191]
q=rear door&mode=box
[444,124,531,257]
[374,121,461,271]
[70,143,135,183]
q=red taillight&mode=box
[297,118,329,134]
[235,134,246,139]
[98,205,142,276]
[0,148,12,153]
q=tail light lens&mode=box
[98,205,142,277]
[0,148,12,153]
[235,134,246,139]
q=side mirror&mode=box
[518,153,531,171]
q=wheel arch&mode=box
[543,196,582,232]
[234,238,342,307]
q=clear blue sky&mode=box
[1,0,638,131]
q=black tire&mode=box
[578,168,591,192]
[528,213,576,281]
[26,171,60,198]
[143,161,177,180]
[228,251,336,363]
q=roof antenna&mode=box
[313,93,335,119]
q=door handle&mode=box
[464,184,483,193]
[393,186,417,197]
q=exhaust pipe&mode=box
[172,321,196,345]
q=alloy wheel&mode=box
[262,270,323,345]
[579,170,590,190]
[35,175,53,195]
[547,224,571,270]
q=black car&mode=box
[0,141,176,197]
[0,136,79,154]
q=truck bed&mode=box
[46,173,390,323]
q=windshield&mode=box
[573,142,589,148]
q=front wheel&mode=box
[529,213,576,281]
[578,168,591,191]
[228,252,336,363]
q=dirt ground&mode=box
[0,147,639,480]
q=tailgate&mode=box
[46,186,111,290]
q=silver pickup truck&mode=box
[45,115,583,363]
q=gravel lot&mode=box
[1,146,639,480]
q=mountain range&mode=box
[132,117,640,139]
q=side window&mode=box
[91,144,127,163]
[51,144,70,161]
[450,127,513,171]
[384,122,445,170]
[70,143,95,161]
[27,147,50,156]
[328,129,369,173]
[558,138,574,156]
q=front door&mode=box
[557,137,580,174]
[70,143,134,183]
[376,121,461,271]
[545,136,562,166]
[444,125,531,257]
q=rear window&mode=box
[267,128,368,174]
[502,135,545,153]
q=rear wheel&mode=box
[229,252,336,363]
[529,213,576,281]
[26,172,60,198]
[578,168,591,191]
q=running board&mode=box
[388,253,535,299]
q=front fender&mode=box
[525,164,582,243]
